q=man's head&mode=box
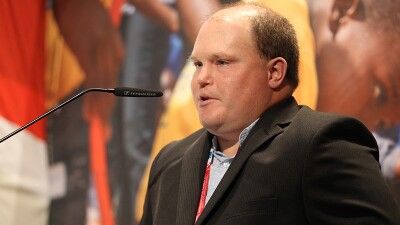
[308,0,400,130]
[190,3,299,139]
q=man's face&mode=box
[190,14,271,138]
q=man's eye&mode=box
[217,60,228,65]
[193,61,202,68]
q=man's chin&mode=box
[200,120,221,134]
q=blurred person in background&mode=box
[0,1,50,224]
[106,1,180,225]
[48,0,178,225]
[43,1,178,225]
[1,0,124,225]
[307,0,400,208]
[46,0,124,225]
[1,0,180,224]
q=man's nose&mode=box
[196,64,212,88]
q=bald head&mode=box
[190,2,301,140]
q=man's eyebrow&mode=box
[212,52,232,59]
[188,53,232,62]
[188,55,198,62]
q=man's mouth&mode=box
[198,94,214,106]
[200,96,209,101]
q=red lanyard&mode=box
[195,148,214,223]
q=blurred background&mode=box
[0,0,399,225]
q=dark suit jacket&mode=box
[141,97,400,225]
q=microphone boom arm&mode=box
[0,87,162,143]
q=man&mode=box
[140,2,400,225]
[135,0,318,220]
[307,0,400,206]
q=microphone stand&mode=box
[0,87,162,143]
[0,88,114,143]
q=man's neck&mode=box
[218,140,239,158]
[216,118,260,157]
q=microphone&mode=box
[0,87,163,143]
[114,87,163,97]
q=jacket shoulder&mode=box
[294,106,377,148]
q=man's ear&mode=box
[329,0,361,35]
[267,57,287,89]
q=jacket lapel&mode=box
[195,97,300,224]
[176,130,212,225]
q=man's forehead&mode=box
[208,5,260,24]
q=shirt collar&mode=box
[239,118,259,146]
[211,118,260,151]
